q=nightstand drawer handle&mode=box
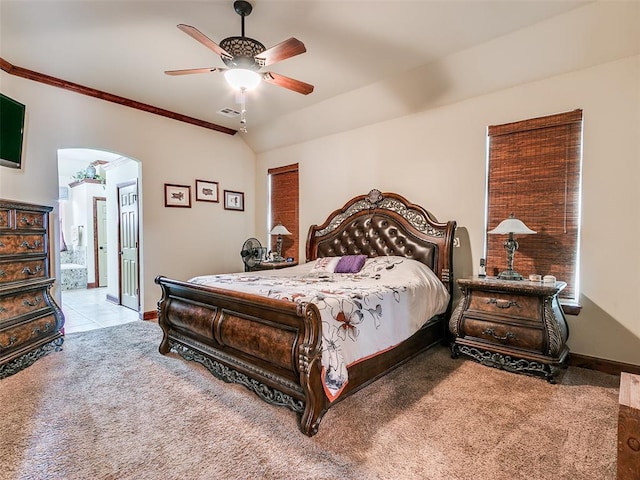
[482,328,517,341]
[487,298,519,309]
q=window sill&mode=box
[561,302,582,316]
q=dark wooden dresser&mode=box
[449,276,569,383]
[0,199,65,378]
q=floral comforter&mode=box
[189,256,450,401]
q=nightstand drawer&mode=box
[468,290,540,322]
[462,317,545,353]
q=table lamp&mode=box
[488,214,536,280]
[270,223,291,262]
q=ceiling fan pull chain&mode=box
[239,87,248,133]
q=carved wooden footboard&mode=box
[155,276,329,435]
[156,189,456,436]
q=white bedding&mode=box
[189,256,450,401]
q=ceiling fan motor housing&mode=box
[234,0,253,17]
[220,36,265,69]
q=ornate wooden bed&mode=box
[155,189,456,436]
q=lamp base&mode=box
[496,270,524,281]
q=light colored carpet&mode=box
[0,321,619,480]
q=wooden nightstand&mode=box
[449,276,569,383]
[248,260,298,271]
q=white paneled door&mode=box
[118,182,139,312]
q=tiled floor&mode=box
[61,287,139,334]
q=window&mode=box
[268,163,299,261]
[486,109,583,308]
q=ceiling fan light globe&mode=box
[224,68,261,90]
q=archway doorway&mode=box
[57,148,142,333]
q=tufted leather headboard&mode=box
[305,190,457,294]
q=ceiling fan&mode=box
[165,0,314,96]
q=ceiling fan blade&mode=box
[262,72,314,95]
[177,24,232,60]
[255,38,306,67]
[164,67,221,76]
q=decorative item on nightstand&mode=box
[488,214,536,281]
[270,223,291,262]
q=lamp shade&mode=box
[270,224,291,236]
[224,68,261,90]
[488,217,536,235]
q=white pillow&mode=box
[309,256,341,274]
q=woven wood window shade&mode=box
[268,163,299,261]
[486,109,583,301]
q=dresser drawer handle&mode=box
[482,328,517,341]
[33,322,52,336]
[20,216,42,227]
[487,298,519,309]
[0,241,4,248]
[23,296,42,307]
[21,240,42,250]
[0,270,6,278]
[0,305,6,313]
[22,266,42,276]
[0,336,17,350]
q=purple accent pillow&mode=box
[334,255,367,274]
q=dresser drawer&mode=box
[15,210,46,230]
[0,259,47,284]
[0,234,46,256]
[467,290,541,322]
[0,313,58,355]
[0,289,49,324]
[0,209,9,230]
[461,316,545,353]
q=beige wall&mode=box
[255,54,640,365]
[0,75,256,314]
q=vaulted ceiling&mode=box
[2,1,592,153]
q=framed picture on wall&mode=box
[224,190,244,211]
[164,183,191,208]
[195,179,219,203]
